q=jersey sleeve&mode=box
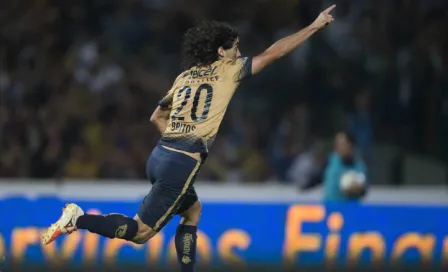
[158,89,174,109]
[158,74,184,109]
[228,57,253,82]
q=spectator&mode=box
[299,131,368,202]
[63,142,99,179]
[287,142,326,186]
[347,90,373,162]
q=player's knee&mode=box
[181,200,202,225]
[132,230,155,244]
[132,215,158,244]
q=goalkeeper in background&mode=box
[299,131,368,202]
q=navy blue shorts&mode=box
[138,145,201,232]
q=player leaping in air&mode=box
[42,5,335,272]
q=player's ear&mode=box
[217,47,225,58]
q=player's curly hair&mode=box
[182,20,239,69]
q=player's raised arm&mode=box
[251,5,336,75]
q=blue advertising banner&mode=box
[0,197,447,269]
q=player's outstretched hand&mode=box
[311,5,336,30]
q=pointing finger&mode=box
[324,4,336,13]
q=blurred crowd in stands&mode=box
[0,0,447,183]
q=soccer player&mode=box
[299,131,368,201]
[42,5,336,271]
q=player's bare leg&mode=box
[175,200,202,272]
[131,214,158,244]
[42,203,148,245]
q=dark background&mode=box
[0,0,447,185]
